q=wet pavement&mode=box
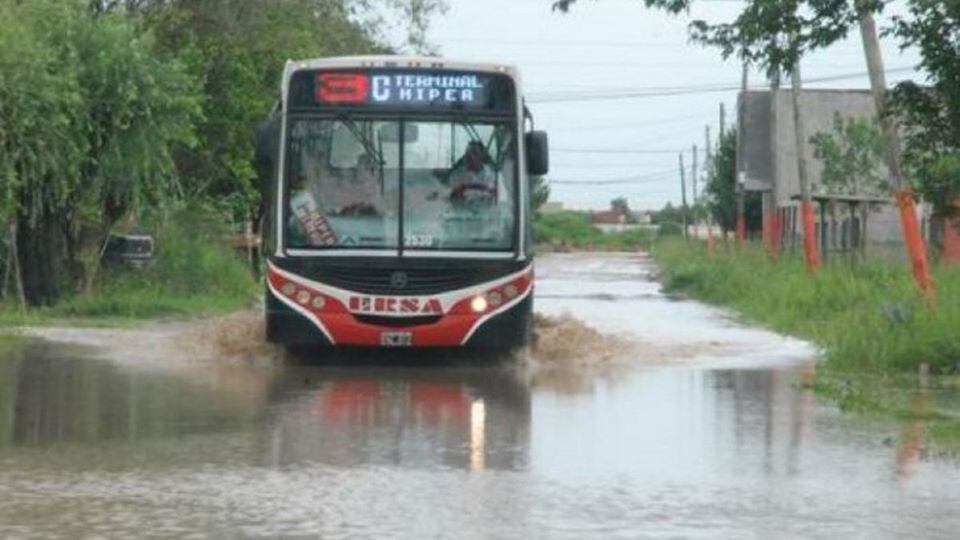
[1,253,959,538]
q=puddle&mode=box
[5,254,957,537]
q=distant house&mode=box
[590,208,635,233]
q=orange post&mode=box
[801,201,820,273]
[735,214,746,247]
[762,213,770,246]
[942,218,960,264]
[707,222,715,257]
[942,199,960,265]
[768,211,781,260]
[896,189,935,300]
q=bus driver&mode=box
[447,141,502,204]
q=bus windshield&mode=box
[285,117,517,252]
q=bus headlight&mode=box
[470,295,488,313]
[487,291,503,307]
[296,290,311,305]
[312,296,326,310]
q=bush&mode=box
[1,205,258,323]
[657,221,684,236]
[534,211,653,250]
[534,211,603,247]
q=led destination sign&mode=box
[374,73,485,104]
[288,69,515,112]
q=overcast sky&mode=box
[425,0,923,211]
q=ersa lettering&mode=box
[370,74,484,105]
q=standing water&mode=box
[1,253,958,538]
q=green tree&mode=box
[552,1,869,77]
[652,202,685,226]
[810,114,887,256]
[137,0,388,225]
[810,113,887,196]
[890,0,960,219]
[704,130,738,233]
[0,0,201,304]
[136,0,447,225]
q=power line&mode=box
[528,67,917,103]
[549,168,677,185]
[546,112,709,132]
[553,148,681,155]
[552,161,674,169]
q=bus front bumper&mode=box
[265,262,533,349]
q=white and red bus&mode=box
[255,56,548,351]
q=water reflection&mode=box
[2,338,960,538]
[0,341,264,448]
[0,342,531,473]
[262,366,530,471]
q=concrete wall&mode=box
[769,89,880,207]
[739,91,774,192]
[739,88,908,253]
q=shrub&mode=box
[14,204,258,321]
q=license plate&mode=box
[380,332,413,347]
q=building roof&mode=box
[590,209,627,225]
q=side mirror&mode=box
[525,130,549,176]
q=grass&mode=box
[653,238,960,449]
[533,210,655,251]
[0,208,258,328]
[654,239,960,374]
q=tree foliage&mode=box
[552,0,876,76]
[1,0,447,305]
[810,113,887,195]
[0,0,201,303]
[704,130,737,232]
[889,0,960,217]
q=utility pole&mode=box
[679,153,688,240]
[735,62,748,246]
[706,126,715,255]
[856,0,933,298]
[719,103,726,139]
[791,57,820,273]
[692,144,699,204]
[693,144,699,238]
[706,126,712,163]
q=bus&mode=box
[255,56,548,351]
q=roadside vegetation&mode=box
[533,211,654,252]
[0,0,446,321]
[655,240,960,375]
[654,238,960,450]
[0,205,258,326]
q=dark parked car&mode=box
[101,234,154,268]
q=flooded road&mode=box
[2,253,959,538]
